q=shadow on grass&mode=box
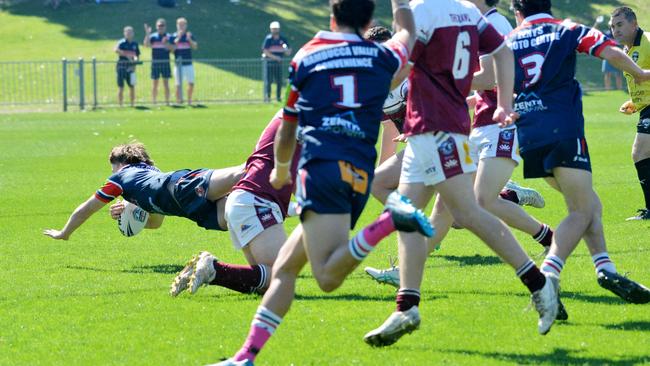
[446,347,649,366]
[437,254,503,267]
[65,263,184,274]
[603,320,650,331]
[294,293,445,302]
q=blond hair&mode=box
[109,142,154,166]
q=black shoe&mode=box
[625,208,650,221]
[597,270,650,304]
[556,298,569,321]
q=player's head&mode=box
[511,0,552,24]
[610,7,638,46]
[109,142,154,172]
[467,0,499,11]
[156,18,167,33]
[363,25,391,42]
[329,0,375,36]
[270,21,281,36]
[176,17,188,32]
[123,26,134,40]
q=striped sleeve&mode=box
[576,26,616,57]
[282,62,299,123]
[478,17,506,56]
[382,38,410,74]
[95,180,123,203]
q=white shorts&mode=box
[401,132,477,186]
[224,189,284,250]
[174,64,195,85]
[469,124,521,164]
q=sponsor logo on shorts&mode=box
[498,144,512,152]
[640,118,650,129]
[500,129,515,141]
[573,155,589,163]
[438,137,463,179]
[444,159,459,169]
[194,186,205,197]
[240,224,252,232]
[425,166,437,175]
[439,139,455,156]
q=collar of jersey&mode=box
[315,31,362,42]
[484,8,498,17]
[634,28,644,47]
[522,13,554,26]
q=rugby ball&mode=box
[383,79,408,115]
[117,201,149,237]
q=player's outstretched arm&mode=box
[390,0,416,55]
[270,119,298,190]
[491,45,518,126]
[43,196,106,240]
[206,163,246,201]
[600,45,650,84]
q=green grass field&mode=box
[1,91,649,365]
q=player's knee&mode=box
[314,273,343,293]
[475,192,497,211]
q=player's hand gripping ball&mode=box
[117,201,149,237]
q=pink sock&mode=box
[362,211,395,246]
[233,306,281,362]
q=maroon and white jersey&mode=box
[473,8,514,129]
[405,0,505,136]
[232,110,301,218]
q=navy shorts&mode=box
[151,61,171,80]
[171,169,225,231]
[296,159,373,229]
[116,68,135,88]
[638,107,650,135]
[520,137,592,179]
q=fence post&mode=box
[262,57,269,103]
[92,57,98,109]
[78,58,85,110]
[176,57,183,103]
[62,58,68,112]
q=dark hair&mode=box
[330,0,375,33]
[511,0,552,18]
[364,25,391,42]
[486,0,499,7]
[611,6,636,22]
[109,142,155,166]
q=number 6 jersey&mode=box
[283,31,409,173]
[404,0,505,137]
[507,13,615,152]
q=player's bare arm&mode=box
[471,55,496,91]
[620,100,637,114]
[43,196,106,240]
[491,45,518,126]
[270,119,297,189]
[600,45,650,83]
[390,0,416,56]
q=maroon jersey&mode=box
[405,0,505,136]
[473,9,514,128]
[233,111,301,217]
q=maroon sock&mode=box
[499,189,520,204]
[517,261,546,293]
[396,288,421,312]
[533,224,553,247]
[209,262,268,294]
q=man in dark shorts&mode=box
[144,19,174,105]
[261,21,292,102]
[114,26,140,107]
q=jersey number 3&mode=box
[520,53,544,88]
[332,74,361,108]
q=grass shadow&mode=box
[437,254,503,267]
[65,263,184,275]
[603,320,650,331]
[446,347,649,366]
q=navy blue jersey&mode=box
[116,38,140,67]
[95,163,184,216]
[283,31,408,172]
[149,32,171,61]
[171,32,195,65]
[262,34,290,59]
[507,13,615,151]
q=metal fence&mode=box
[0,54,623,112]
[0,58,290,111]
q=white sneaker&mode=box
[363,306,420,347]
[189,251,217,294]
[504,180,545,208]
[207,358,253,366]
[531,273,559,335]
[364,266,400,288]
[169,253,202,297]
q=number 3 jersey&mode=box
[284,31,408,173]
[405,0,505,137]
[507,13,616,152]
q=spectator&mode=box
[114,26,140,107]
[261,21,291,102]
[171,17,198,106]
[144,19,174,105]
[602,29,624,90]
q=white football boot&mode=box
[169,253,202,297]
[189,251,217,294]
[504,180,546,208]
[208,358,253,366]
[364,266,400,288]
[363,306,421,347]
[532,273,559,335]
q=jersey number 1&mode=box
[332,74,361,108]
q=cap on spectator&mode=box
[270,21,281,29]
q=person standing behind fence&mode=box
[115,26,140,107]
[171,17,198,106]
[262,21,291,102]
[144,19,174,105]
